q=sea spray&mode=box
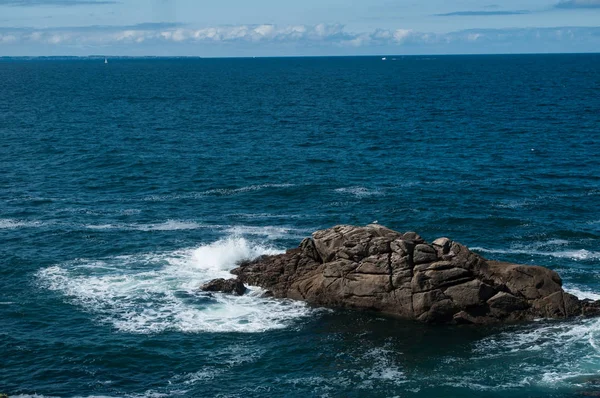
[37,237,312,333]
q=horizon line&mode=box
[1,51,600,59]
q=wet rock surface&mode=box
[213,224,599,324]
[200,278,246,296]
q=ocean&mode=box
[1,54,600,397]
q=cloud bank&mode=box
[0,23,598,45]
[0,23,417,46]
[0,23,599,55]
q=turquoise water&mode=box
[1,54,600,397]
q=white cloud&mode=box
[253,24,275,38]
[47,33,67,43]
[0,34,17,43]
[0,23,598,53]
[392,29,412,43]
[115,29,145,42]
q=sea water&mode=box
[1,54,600,397]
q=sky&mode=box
[0,0,599,56]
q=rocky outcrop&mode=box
[217,224,600,324]
[200,278,246,296]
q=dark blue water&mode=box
[1,54,600,397]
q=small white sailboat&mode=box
[104,58,108,64]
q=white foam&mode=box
[545,239,570,245]
[173,343,265,386]
[143,184,295,201]
[229,212,308,219]
[11,395,58,398]
[551,249,600,260]
[360,347,406,385]
[85,224,117,230]
[441,378,532,391]
[84,222,309,240]
[495,189,600,210]
[85,220,205,231]
[284,344,405,392]
[475,320,600,356]
[0,218,43,229]
[471,246,600,261]
[495,199,535,209]
[12,392,173,398]
[225,225,309,240]
[37,237,314,334]
[136,221,204,231]
[334,187,382,198]
[180,367,223,383]
[203,183,294,196]
[564,286,600,301]
[462,317,600,389]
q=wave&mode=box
[11,343,267,397]
[36,237,313,334]
[494,188,600,209]
[224,225,309,239]
[282,344,406,393]
[3,217,308,239]
[334,187,382,198]
[471,245,600,261]
[173,343,265,387]
[228,212,312,220]
[62,207,142,216]
[83,221,308,238]
[203,183,294,196]
[418,317,600,392]
[463,317,600,389]
[0,218,43,229]
[358,346,406,385]
[564,286,600,301]
[11,392,173,398]
[143,184,295,201]
[494,198,537,209]
[85,220,206,231]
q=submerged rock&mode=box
[202,224,600,325]
[200,278,246,296]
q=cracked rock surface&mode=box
[225,224,600,324]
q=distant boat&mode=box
[381,57,387,61]
[104,58,108,64]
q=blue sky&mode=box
[0,0,599,56]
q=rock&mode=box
[200,278,246,296]
[582,300,600,317]
[432,237,452,255]
[402,231,425,243]
[444,280,496,308]
[413,244,438,265]
[218,224,600,324]
[487,291,530,318]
